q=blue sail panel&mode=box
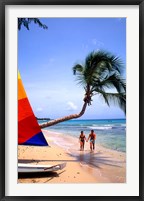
[22,132,48,146]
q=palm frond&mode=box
[83,51,123,85]
[29,18,48,29]
[18,18,48,30]
[98,90,126,114]
[76,75,87,86]
[109,55,124,74]
[92,72,126,93]
[73,64,84,75]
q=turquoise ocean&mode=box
[39,119,126,153]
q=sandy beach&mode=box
[18,129,126,183]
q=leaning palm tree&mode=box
[40,50,126,128]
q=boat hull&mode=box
[18,163,66,173]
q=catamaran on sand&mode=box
[18,71,66,173]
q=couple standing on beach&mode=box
[79,130,96,151]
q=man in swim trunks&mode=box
[87,130,96,151]
[79,131,86,151]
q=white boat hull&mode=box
[18,163,66,173]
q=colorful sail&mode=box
[18,72,48,146]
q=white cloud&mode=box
[81,39,104,52]
[82,43,88,51]
[66,101,78,111]
[92,38,97,45]
[36,107,43,112]
[91,38,104,47]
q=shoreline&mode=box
[18,129,126,183]
[42,124,126,153]
[43,128,126,154]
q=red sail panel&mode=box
[18,98,34,121]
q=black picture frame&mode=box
[0,0,143,200]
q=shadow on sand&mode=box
[67,150,123,169]
[18,170,65,180]
[18,150,123,180]
[18,159,77,164]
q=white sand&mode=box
[18,130,126,183]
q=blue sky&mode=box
[18,18,126,119]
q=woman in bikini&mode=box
[79,131,86,151]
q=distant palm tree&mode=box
[18,18,48,30]
[40,50,126,128]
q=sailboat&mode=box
[18,71,66,173]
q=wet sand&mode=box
[18,130,126,183]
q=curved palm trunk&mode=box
[39,102,88,128]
